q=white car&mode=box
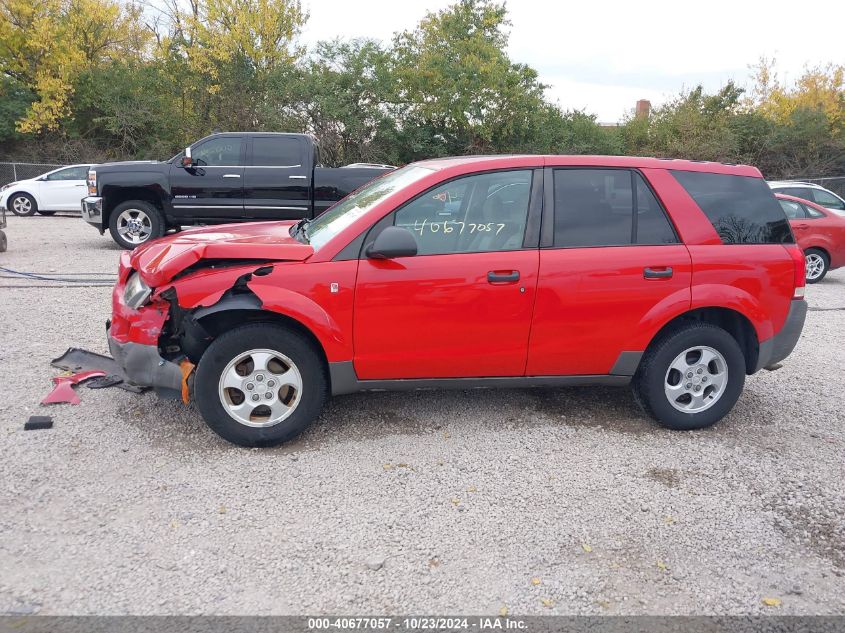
[0,164,91,216]
[768,181,845,216]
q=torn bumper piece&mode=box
[107,330,185,399]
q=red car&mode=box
[776,193,845,283]
[107,156,807,447]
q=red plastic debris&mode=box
[52,370,107,386]
[41,370,107,405]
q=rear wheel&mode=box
[9,193,37,216]
[804,248,828,283]
[108,200,165,249]
[194,323,328,447]
[632,322,746,430]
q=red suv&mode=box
[107,156,807,447]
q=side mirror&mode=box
[366,226,418,259]
[180,147,193,168]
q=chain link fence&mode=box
[0,162,65,186]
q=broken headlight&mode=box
[124,272,152,309]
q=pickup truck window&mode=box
[252,136,301,167]
[308,166,433,251]
[192,137,243,166]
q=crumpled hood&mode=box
[130,221,314,287]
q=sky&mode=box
[299,0,845,123]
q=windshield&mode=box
[308,165,434,251]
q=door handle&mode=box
[74,184,86,187]
[643,267,673,279]
[222,174,241,178]
[487,270,520,283]
[795,223,809,229]
[289,175,308,179]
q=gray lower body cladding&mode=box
[755,299,808,371]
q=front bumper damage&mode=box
[107,328,185,399]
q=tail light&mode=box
[87,169,97,195]
[785,244,805,299]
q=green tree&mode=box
[388,0,548,158]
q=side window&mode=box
[192,137,243,166]
[393,170,532,255]
[635,174,678,244]
[779,187,814,201]
[811,189,845,210]
[251,136,302,167]
[554,169,633,247]
[552,169,678,247]
[671,171,793,244]
[804,204,825,218]
[778,199,805,219]
[46,166,87,181]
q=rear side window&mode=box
[553,169,678,247]
[811,189,845,210]
[251,136,302,167]
[671,171,793,244]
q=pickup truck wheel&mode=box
[804,248,828,283]
[9,193,37,216]
[632,323,745,431]
[108,200,164,249]
[194,323,328,447]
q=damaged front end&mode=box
[108,251,300,402]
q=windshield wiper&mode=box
[290,218,311,244]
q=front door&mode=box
[353,169,540,379]
[39,165,89,210]
[170,135,245,222]
[527,167,692,376]
[243,135,311,220]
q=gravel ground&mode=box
[1,213,844,616]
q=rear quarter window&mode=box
[671,171,794,245]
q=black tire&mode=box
[108,200,165,250]
[36,210,56,216]
[632,322,746,431]
[8,192,37,216]
[194,323,328,447]
[804,248,829,284]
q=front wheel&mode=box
[9,193,37,216]
[804,248,829,284]
[108,200,165,249]
[632,323,746,430]
[194,324,328,447]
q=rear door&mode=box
[39,166,89,210]
[353,169,542,379]
[170,136,245,221]
[526,167,692,376]
[243,135,311,220]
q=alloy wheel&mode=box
[217,349,303,427]
[116,208,152,245]
[12,196,32,215]
[805,253,825,281]
[664,345,728,413]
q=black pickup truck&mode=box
[81,132,393,249]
